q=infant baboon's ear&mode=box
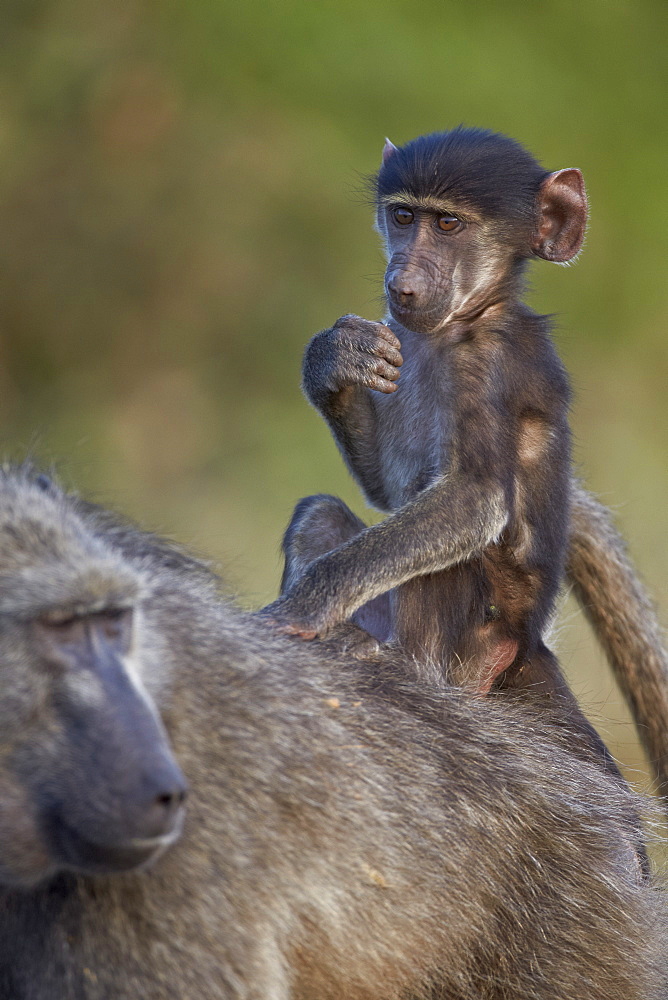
[382,138,398,164]
[532,168,587,262]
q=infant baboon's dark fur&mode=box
[263,128,668,800]
[0,467,665,1000]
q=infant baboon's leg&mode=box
[499,639,650,876]
[501,640,622,767]
[281,494,392,643]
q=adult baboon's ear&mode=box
[382,138,398,164]
[532,168,587,263]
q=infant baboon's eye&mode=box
[437,215,461,232]
[392,207,414,226]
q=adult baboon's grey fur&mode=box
[0,466,665,1000]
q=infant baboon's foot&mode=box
[324,622,385,660]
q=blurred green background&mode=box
[0,0,666,807]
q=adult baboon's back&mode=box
[0,467,664,1000]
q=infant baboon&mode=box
[0,466,665,1000]
[264,128,668,803]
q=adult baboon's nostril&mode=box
[134,788,186,841]
[157,787,187,810]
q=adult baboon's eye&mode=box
[437,214,461,232]
[392,207,414,226]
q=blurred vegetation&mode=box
[0,0,666,817]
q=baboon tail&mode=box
[568,483,668,802]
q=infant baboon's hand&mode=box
[304,314,403,397]
[256,598,321,641]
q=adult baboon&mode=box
[0,466,665,999]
